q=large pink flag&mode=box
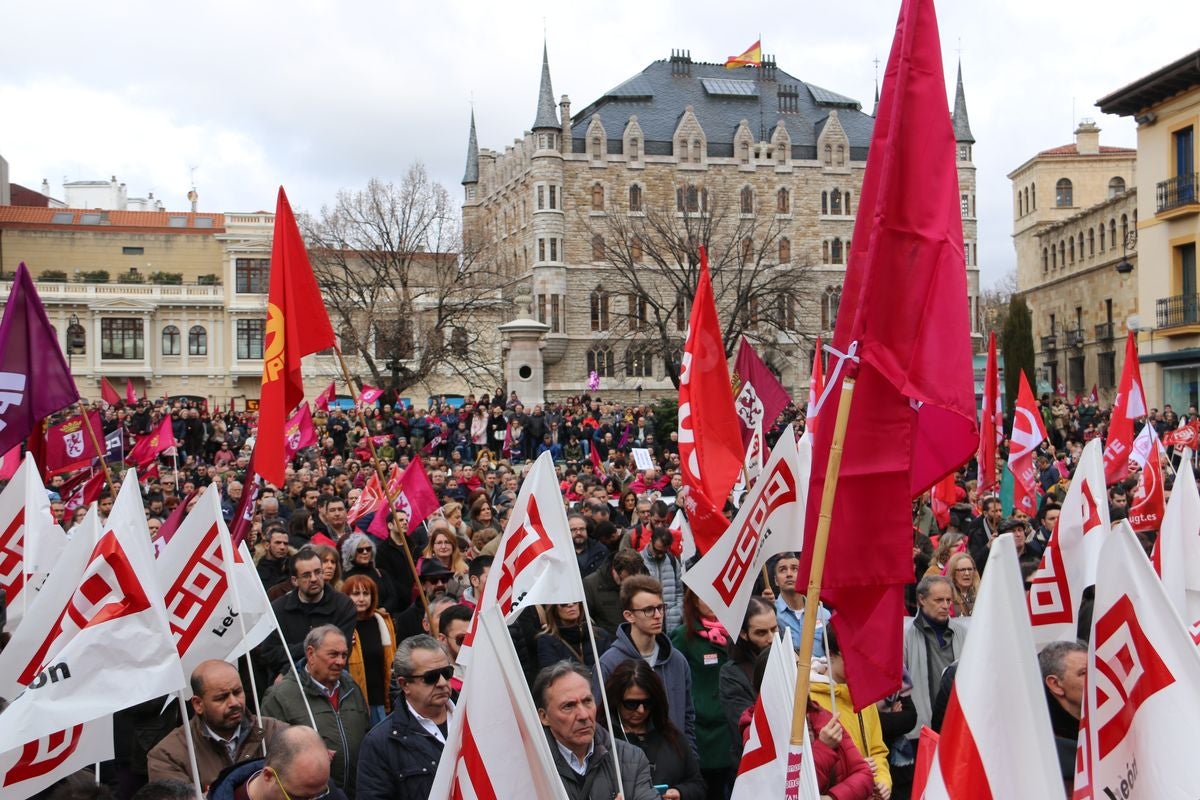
[283,403,318,460]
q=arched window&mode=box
[1109,177,1126,198]
[1099,223,1106,252]
[1059,241,1066,266]
[188,325,207,356]
[824,144,833,165]
[692,139,702,162]
[1110,219,1118,248]
[836,145,845,166]
[741,186,754,214]
[161,324,180,356]
[629,137,640,162]
[591,136,602,160]
[1069,237,1075,264]
[625,345,653,378]
[1031,183,1036,209]
[740,141,750,164]
[591,184,605,211]
[831,238,843,264]
[821,287,842,330]
[67,322,86,355]
[1055,178,1073,207]
[450,328,469,357]
[591,234,605,261]
[1078,233,1085,260]
[822,241,830,264]
[1088,228,1095,257]
[629,184,643,212]
[779,237,791,263]
[1120,214,1129,245]
[587,345,614,378]
[844,191,852,216]
[1051,245,1057,269]
[1018,192,1024,217]
[821,191,829,215]
[590,289,610,332]
[686,185,699,212]
[1043,248,1049,273]
[831,189,843,215]
[777,187,790,214]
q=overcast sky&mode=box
[1,1,1194,289]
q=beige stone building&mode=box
[464,46,983,403]
[1009,122,1137,401]
[1099,49,1200,411]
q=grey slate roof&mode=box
[952,61,974,144]
[462,110,479,184]
[569,58,876,149]
[533,42,560,130]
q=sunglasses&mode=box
[355,547,373,554]
[621,698,650,711]
[408,666,454,686]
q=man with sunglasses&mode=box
[207,725,346,800]
[356,635,455,800]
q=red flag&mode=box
[588,444,605,478]
[799,0,979,709]
[1088,384,1099,405]
[348,472,386,526]
[386,456,440,528]
[1102,332,1147,485]
[806,336,825,439]
[732,336,792,447]
[358,384,384,406]
[678,246,743,543]
[1164,419,1200,448]
[1128,424,1165,532]
[977,331,1002,495]
[314,381,336,412]
[257,187,337,488]
[125,379,137,405]
[1008,372,1047,517]
[929,472,959,530]
[126,415,175,467]
[910,727,938,799]
[283,403,317,461]
[44,411,103,477]
[100,377,121,406]
[229,452,260,549]
[26,418,48,481]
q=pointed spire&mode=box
[462,109,479,185]
[952,59,975,144]
[533,40,559,130]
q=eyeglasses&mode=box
[954,567,975,573]
[267,767,330,800]
[407,666,454,685]
[621,698,650,711]
[630,604,666,618]
[355,547,373,554]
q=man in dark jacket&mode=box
[1040,639,1088,793]
[581,550,646,637]
[260,547,357,682]
[569,513,608,579]
[206,726,347,800]
[256,527,293,592]
[356,635,454,800]
[534,662,658,800]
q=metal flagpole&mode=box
[220,525,269,755]
[578,590,626,796]
[175,694,206,799]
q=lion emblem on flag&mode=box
[735,382,764,429]
[64,429,85,459]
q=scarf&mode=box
[697,617,729,647]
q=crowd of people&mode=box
[1,384,1184,800]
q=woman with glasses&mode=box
[605,660,705,800]
[342,574,396,727]
[536,601,612,671]
[342,533,396,612]
[718,596,776,759]
[945,552,979,617]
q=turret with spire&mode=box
[462,109,479,186]
[533,41,559,131]
[952,60,974,144]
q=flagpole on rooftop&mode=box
[76,398,118,496]
[790,377,855,748]
[332,345,435,634]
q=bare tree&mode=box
[980,267,1018,338]
[584,190,817,387]
[302,164,514,394]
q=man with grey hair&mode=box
[903,575,969,746]
[1040,640,1088,788]
[206,725,348,800]
[261,625,369,796]
[356,635,454,800]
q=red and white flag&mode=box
[1162,419,1200,450]
[283,404,318,460]
[43,411,101,477]
[1074,523,1200,798]
[1102,332,1147,485]
[347,473,386,527]
[1152,459,1200,645]
[314,381,337,412]
[0,717,113,800]
[126,415,175,467]
[732,336,792,448]
[920,534,1061,797]
[1028,439,1111,647]
[381,458,440,529]
[125,379,138,405]
[685,430,810,638]
[427,606,568,800]
[0,453,66,632]
[1088,384,1099,405]
[976,331,1002,495]
[0,469,186,751]
[1127,424,1165,533]
[804,336,824,443]
[1007,371,1047,517]
[358,385,384,406]
[157,486,273,679]
[730,629,820,800]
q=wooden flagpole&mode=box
[331,346,434,634]
[790,377,855,746]
[76,400,118,496]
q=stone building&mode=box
[1009,122,1137,401]
[464,45,983,403]
[1099,49,1200,411]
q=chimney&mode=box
[1075,119,1101,155]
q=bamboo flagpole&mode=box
[331,347,435,634]
[787,376,855,782]
[76,399,118,496]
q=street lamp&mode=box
[1115,230,1137,275]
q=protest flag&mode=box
[1152,458,1200,645]
[1008,371,1047,517]
[126,415,175,467]
[314,381,336,412]
[1127,423,1165,532]
[99,377,121,407]
[43,411,102,477]
[124,379,137,405]
[976,331,1002,494]
[0,453,66,631]
[1101,332,1147,484]
[733,336,792,448]
[0,718,114,800]
[256,187,336,488]
[283,403,318,461]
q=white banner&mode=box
[0,717,113,800]
[1154,459,1200,645]
[0,454,66,632]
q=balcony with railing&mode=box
[1065,328,1085,348]
[1157,173,1198,216]
[1157,294,1200,331]
[1095,322,1114,342]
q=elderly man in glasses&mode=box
[356,635,455,800]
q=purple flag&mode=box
[731,336,792,448]
[0,263,79,455]
[229,449,260,549]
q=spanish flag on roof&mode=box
[725,39,762,69]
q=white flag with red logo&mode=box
[1152,459,1200,647]
[428,606,567,800]
[1028,438,1111,647]
[459,452,583,664]
[1074,522,1200,798]
[684,429,810,639]
[730,628,820,800]
[1128,424,1165,533]
[157,486,273,679]
[0,453,67,632]
[0,469,186,751]
[1008,371,1047,517]
[0,717,113,800]
[920,534,1060,798]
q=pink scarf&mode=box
[697,617,729,647]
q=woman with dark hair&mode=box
[670,589,733,799]
[610,489,637,529]
[605,660,705,800]
[286,509,314,550]
[719,596,776,759]
[535,601,612,670]
[342,574,396,726]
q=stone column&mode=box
[499,318,550,406]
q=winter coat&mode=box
[582,562,624,637]
[260,588,358,680]
[809,676,892,790]
[597,623,696,757]
[575,538,610,578]
[616,726,706,800]
[546,726,659,800]
[355,700,447,800]
[536,623,613,671]
[639,546,683,633]
[718,655,756,760]
[206,759,348,800]
[260,668,369,796]
[347,610,396,712]
[670,623,734,770]
[148,714,287,792]
[903,612,969,740]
